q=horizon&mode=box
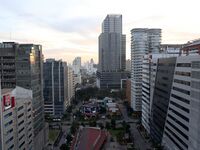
[0,0,200,63]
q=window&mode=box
[192,61,200,69]
[19,141,25,149]
[165,126,188,149]
[6,136,13,144]
[18,120,24,126]
[29,139,32,145]
[168,114,189,131]
[8,144,14,150]
[191,71,200,79]
[28,133,32,138]
[5,120,13,127]
[18,113,24,119]
[175,71,191,77]
[18,106,24,111]
[19,134,25,141]
[165,131,184,150]
[6,128,13,134]
[18,127,25,134]
[191,81,200,89]
[172,86,190,95]
[171,94,190,104]
[166,120,188,140]
[4,112,12,119]
[169,107,189,122]
[191,90,200,99]
[177,63,191,67]
[170,101,189,113]
[174,79,190,86]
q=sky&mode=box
[0,0,200,63]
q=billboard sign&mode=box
[3,94,11,111]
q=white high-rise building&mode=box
[162,40,200,150]
[141,45,181,134]
[72,57,81,75]
[84,59,97,75]
[67,66,75,106]
[72,57,82,85]
[126,59,131,72]
[0,87,34,150]
[131,28,161,111]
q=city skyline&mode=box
[0,0,200,63]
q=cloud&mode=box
[0,0,200,63]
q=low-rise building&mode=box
[80,103,99,118]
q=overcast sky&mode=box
[0,0,200,63]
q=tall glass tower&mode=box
[97,14,127,89]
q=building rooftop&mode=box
[1,88,13,95]
[1,86,32,99]
[71,127,107,150]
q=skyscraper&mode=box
[67,66,75,105]
[141,44,182,135]
[0,42,46,150]
[161,40,200,150]
[72,57,82,85]
[97,14,127,89]
[72,57,81,75]
[0,86,34,150]
[131,28,161,111]
[43,59,68,117]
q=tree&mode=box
[60,144,69,150]
[116,131,124,144]
[106,122,111,129]
[89,120,97,127]
[98,123,104,129]
[67,106,72,113]
[70,121,79,135]
[66,134,73,144]
[99,106,106,114]
[111,118,116,129]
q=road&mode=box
[118,103,152,150]
[53,125,70,150]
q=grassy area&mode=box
[49,129,60,143]
[109,128,124,137]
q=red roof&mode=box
[71,127,107,150]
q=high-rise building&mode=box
[141,44,182,135]
[0,42,46,150]
[97,14,127,89]
[161,39,200,150]
[72,57,81,75]
[126,59,131,72]
[72,57,82,85]
[0,86,33,150]
[67,66,75,105]
[102,14,122,34]
[150,57,177,144]
[131,28,161,111]
[43,59,68,117]
[83,58,97,75]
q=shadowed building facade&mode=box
[97,14,127,89]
